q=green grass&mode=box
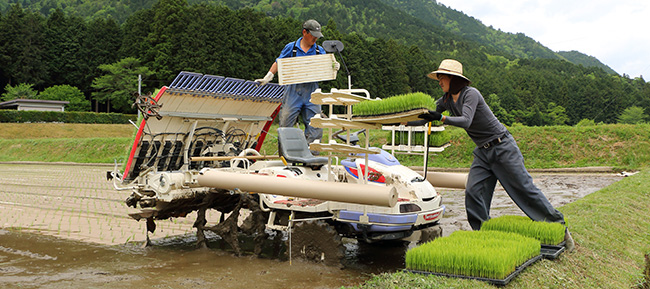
[2,123,650,171]
[0,123,133,139]
[0,137,131,163]
[352,92,436,116]
[406,230,541,280]
[481,215,566,245]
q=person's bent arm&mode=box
[442,90,479,129]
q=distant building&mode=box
[0,99,69,112]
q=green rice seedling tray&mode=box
[481,215,566,246]
[541,241,566,259]
[351,108,429,124]
[351,92,436,117]
[406,231,541,283]
[405,254,542,286]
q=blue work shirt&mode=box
[277,37,326,60]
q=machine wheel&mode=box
[417,225,443,245]
[288,220,344,267]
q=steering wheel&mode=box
[133,93,163,120]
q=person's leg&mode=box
[491,135,565,223]
[302,102,323,144]
[465,147,498,230]
[279,86,300,128]
[292,83,322,144]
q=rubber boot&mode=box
[564,228,575,252]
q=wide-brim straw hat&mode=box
[427,59,471,82]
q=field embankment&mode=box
[0,123,133,164]
[1,123,648,170]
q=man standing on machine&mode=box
[256,19,335,148]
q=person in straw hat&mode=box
[415,59,575,251]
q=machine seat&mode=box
[277,127,328,166]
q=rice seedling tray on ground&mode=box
[541,241,566,259]
[351,108,429,124]
[405,254,542,286]
[481,215,566,245]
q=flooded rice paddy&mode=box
[0,163,623,288]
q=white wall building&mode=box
[0,99,69,112]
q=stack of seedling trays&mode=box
[482,215,567,260]
[405,215,568,285]
[351,92,437,124]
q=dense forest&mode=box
[0,0,648,125]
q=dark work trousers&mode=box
[465,133,565,230]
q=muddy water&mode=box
[0,229,371,288]
[0,163,624,288]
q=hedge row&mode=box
[0,110,137,124]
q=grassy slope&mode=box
[1,123,650,170]
[353,169,650,289]
[0,123,134,163]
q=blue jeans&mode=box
[465,133,565,230]
[279,82,323,144]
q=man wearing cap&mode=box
[255,19,327,146]
[415,59,575,251]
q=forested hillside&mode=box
[1,0,648,125]
[377,0,617,75]
[2,0,616,74]
[558,50,617,74]
[0,0,153,22]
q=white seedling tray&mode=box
[277,54,338,85]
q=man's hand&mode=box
[418,110,442,122]
[255,71,274,86]
[334,60,341,71]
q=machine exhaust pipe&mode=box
[197,169,398,207]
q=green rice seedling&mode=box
[405,230,540,280]
[353,92,436,116]
[391,130,451,147]
[481,215,566,245]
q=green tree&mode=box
[39,85,91,112]
[485,93,514,125]
[146,0,189,83]
[575,119,596,126]
[119,9,153,60]
[0,4,47,88]
[372,39,409,98]
[44,9,88,88]
[1,83,38,101]
[82,17,122,93]
[91,57,155,113]
[617,106,646,124]
[546,102,569,125]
